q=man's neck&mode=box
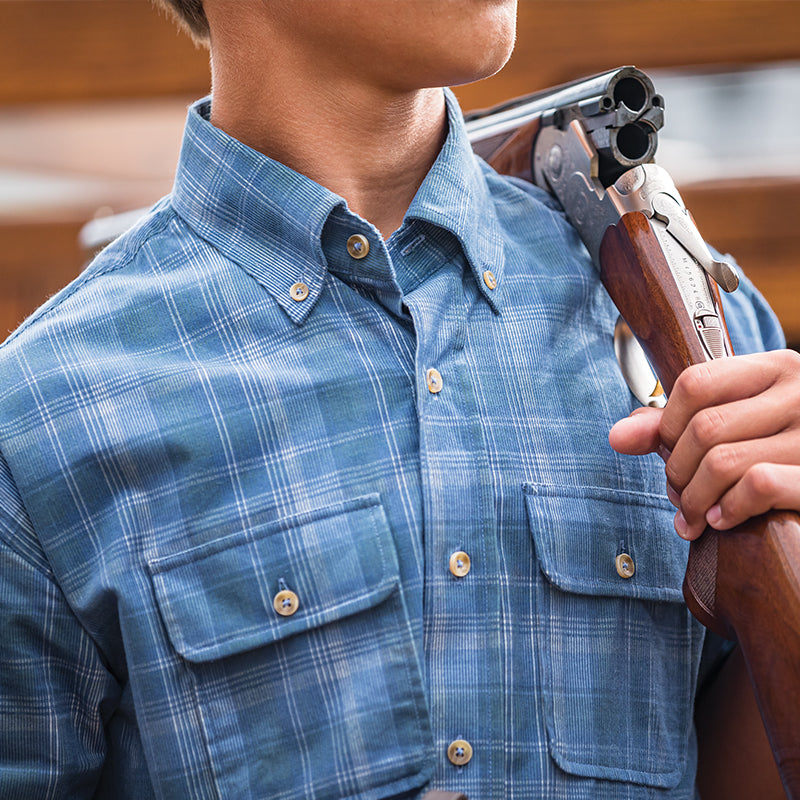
[208,32,448,240]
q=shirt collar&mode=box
[171,89,505,324]
[172,98,342,324]
[402,89,505,311]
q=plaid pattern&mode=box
[0,91,784,799]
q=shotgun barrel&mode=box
[466,65,663,186]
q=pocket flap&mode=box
[523,483,687,602]
[148,494,398,662]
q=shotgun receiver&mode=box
[466,66,800,797]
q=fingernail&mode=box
[706,504,722,527]
[666,484,681,508]
[674,510,690,539]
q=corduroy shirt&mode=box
[0,90,785,799]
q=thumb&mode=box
[609,407,664,456]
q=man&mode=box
[0,1,797,797]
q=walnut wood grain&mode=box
[472,119,541,184]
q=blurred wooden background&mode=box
[2,0,799,343]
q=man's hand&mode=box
[609,349,800,540]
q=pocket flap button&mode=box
[615,553,635,579]
[273,589,300,616]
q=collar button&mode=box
[347,234,370,259]
[290,282,310,302]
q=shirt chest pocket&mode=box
[523,483,705,790]
[148,494,433,800]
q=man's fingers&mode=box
[610,352,800,541]
[706,463,800,531]
[664,389,796,494]
[674,433,800,539]
[659,350,800,452]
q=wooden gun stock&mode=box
[471,84,800,796]
[471,119,540,183]
[599,214,800,796]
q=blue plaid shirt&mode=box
[0,91,784,799]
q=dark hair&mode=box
[153,0,210,44]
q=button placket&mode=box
[402,256,498,788]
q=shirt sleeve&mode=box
[0,449,121,798]
[719,265,786,355]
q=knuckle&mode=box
[717,492,740,523]
[704,443,740,483]
[673,364,713,402]
[779,348,800,377]
[689,407,725,450]
[742,462,779,501]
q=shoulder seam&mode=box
[0,529,56,580]
[1,206,177,350]
[0,449,56,581]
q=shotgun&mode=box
[465,66,800,796]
